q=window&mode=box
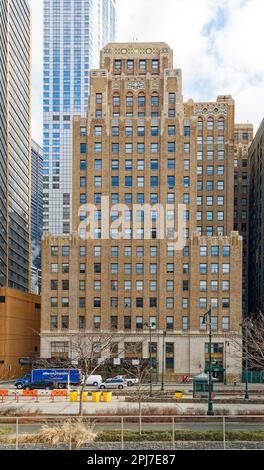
[62,316,69,330]
[62,263,69,274]
[136,316,143,329]
[223,264,230,274]
[182,317,189,331]
[151,95,159,107]
[168,176,175,189]
[94,298,101,308]
[139,60,146,71]
[96,93,102,104]
[168,142,175,153]
[51,246,58,257]
[112,176,119,187]
[222,298,230,309]
[211,246,219,257]
[167,280,174,292]
[151,143,158,153]
[222,317,230,331]
[207,118,214,130]
[94,316,101,329]
[199,298,207,309]
[124,298,131,308]
[151,126,159,136]
[165,316,173,330]
[169,92,176,104]
[184,126,190,137]
[151,160,158,171]
[50,316,58,330]
[124,316,131,330]
[62,297,69,308]
[200,281,207,292]
[200,316,206,330]
[222,246,230,257]
[166,298,174,309]
[51,263,58,273]
[125,143,132,154]
[168,125,176,136]
[222,281,230,292]
[165,343,174,370]
[111,316,118,330]
[126,95,133,107]
[79,316,85,330]
[50,297,58,308]
[200,246,207,257]
[80,143,86,154]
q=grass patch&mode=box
[96,430,264,442]
[0,427,12,435]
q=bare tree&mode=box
[70,332,126,416]
[121,361,151,435]
[240,312,264,370]
[230,311,264,376]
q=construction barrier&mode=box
[82,392,88,402]
[50,390,68,398]
[22,390,38,397]
[0,390,8,397]
[103,392,112,403]
[92,392,102,403]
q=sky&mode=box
[29,0,264,144]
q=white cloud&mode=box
[29,0,264,143]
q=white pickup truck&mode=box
[113,375,139,387]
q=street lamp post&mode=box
[203,306,214,416]
[161,331,167,391]
[245,320,249,400]
[145,321,154,398]
[224,341,229,386]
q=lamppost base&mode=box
[207,410,215,416]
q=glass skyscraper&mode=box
[31,141,43,295]
[0,0,31,292]
[43,0,116,235]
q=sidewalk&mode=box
[2,396,264,415]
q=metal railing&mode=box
[0,415,264,450]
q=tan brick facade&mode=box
[41,43,243,381]
[0,288,41,378]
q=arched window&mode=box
[207,117,214,130]
[151,93,159,107]
[126,93,134,107]
[198,119,203,131]
[113,93,120,107]
[138,93,145,107]
[218,118,225,131]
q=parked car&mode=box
[85,375,102,387]
[99,378,127,390]
[113,375,139,386]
